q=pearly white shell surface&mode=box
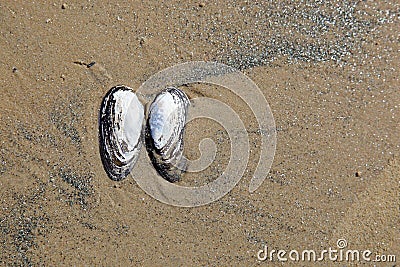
[99,85,144,181]
[149,92,181,150]
[148,88,189,154]
[146,87,189,182]
[113,90,144,156]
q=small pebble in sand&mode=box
[87,61,96,68]
[139,37,147,46]
[199,3,205,7]
[61,3,68,9]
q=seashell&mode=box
[145,87,190,182]
[99,85,144,181]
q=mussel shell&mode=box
[99,85,144,181]
[145,87,190,182]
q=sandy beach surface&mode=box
[0,1,399,266]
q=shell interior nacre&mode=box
[99,85,144,181]
[146,87,190,182]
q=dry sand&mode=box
[0,1,399,266]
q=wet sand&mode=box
[0,1,399,266]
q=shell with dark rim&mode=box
[98,85,144,181]
[145,87,190,182]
